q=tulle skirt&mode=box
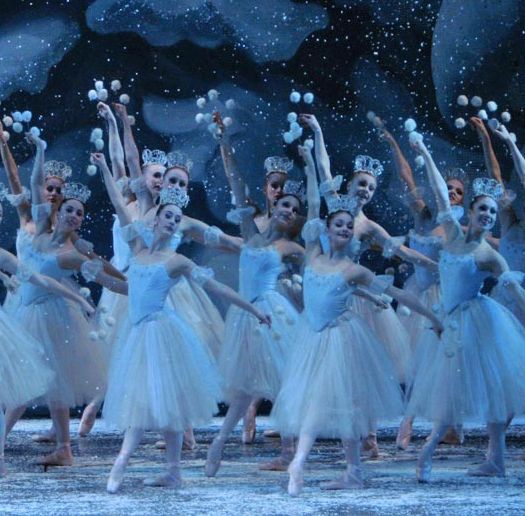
[349,295,411,384]
[15,295,107,408]
[491,280,525,327]
[272,312,404,439]
[103,308,221,432]
[218,290,298,402]
[406,295,525,424]
[96,287,129,361]
[0,308,54,409]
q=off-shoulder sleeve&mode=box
[129,176,148,195]
[120,221,143,243]
[190,266,214,286]
[80,258,103,282]
[382,236,406,258]
[301,217,326,244]
[203,226,223,246]
[7,187,31,207]
[31,203,52,223]
[226,206,256,225]
[319,175,343,195]
[498,270,525,287]
[367,274,394,295]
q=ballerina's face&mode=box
[155,203,182,236]
[43,177,64,206]
[143,164,166,197]
[163,167,189,192]
[265,172,287,205]
[469,195,498,231]
[327,211,354,249]
[347,172,376,207]
[272,195,300,231]
[447,179,464,206]
[57,199,84,232]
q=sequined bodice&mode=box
[239,246,283,302]
[409,230,442,290]
[439,250,489,313]
[303,267,356,332]
[127,260,177,324]
[499,225,525,273]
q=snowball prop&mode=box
[404,118,417,132]
[454,117,466,129]
[457,95,468,106]
[470,96,482,107]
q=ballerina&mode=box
[97,162,270,493]
[407,138,525,482]
[271,145,442,496]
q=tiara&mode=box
[443,167,469,189]
[326,194,358,215]
[63,182,91,204]
[166,150,193,174]
[159,186,190,208]
[281,180,305,203]
[44,160,72,182]
[264,156,293,176]
[354,155,383,178]
[472,177,504,201]
[142,148,167,167]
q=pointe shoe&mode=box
[107,456,128,494]
[396,418,413,450]
[183,429,196,450]
[205,437,224,477]
[143,472,182,488]
[320,466,364,490]
[31,431,56,444]
[35,447,74,467]
[242,406,256,444]
[416,450,432,483]
[467,461,505,478]
[362,433,379,459]
[78,406,97,437]
[287,461,304,497]
[259,457,290,471]
[155,440,166,450]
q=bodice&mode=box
[239,245,283,302]
[15,228,34,261]
[439,250,490,314]
[126,260,177,324]
[112,216,134,271]
[303,267,356,332]
[499,224,525,273]
[409,230,442,290]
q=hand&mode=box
[79,297,95,317]
[372,296,389,310]
[74,238,95,257]
[97,102,114,121]
[469,116,489,138]
[298,113,321,133]
[255,309,272,328]
[297,144,314,165]
[378,127,395,145]
[25,131,46,150]
[212,111,225,138]
[112,103,128,120]
[90,152,107,168]
[431,317,444,338]
[410,138,427,156]
[491,122,512,143]
[1,274,20,293]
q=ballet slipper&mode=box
[362,433,379,459]
[155,440,166,450]
[416,446,432,483]
[36,446,73,467]
[320,466,363,490]
[78,405,98,437]
[263,429,281,438]
[287,460,303,497]
[107,455,129,494]
[31,431,56,444]
[205,437,224,477]
[143,471,182,488]
[396,418,413,450]
[242,405,256,444]
[183,429,196,450]
[259,457,290,471]
[467,461,505,478]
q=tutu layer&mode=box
[103,308,221,432]
[272,312,404,439]
[407,295,525,424]
[218,291,298,402]
[0,308,53,408]
[16,295,107,407]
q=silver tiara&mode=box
[264,156,293,176]
[166,150,193,174]
[281,180,305,203]
[354,155,383,178]
[142,148,167,167]
[472,177,504,201]
[44,160,72,182]
[159,186,190,208]
[443,167,469,189]
[326,194,359,215]
[63,182,91,204]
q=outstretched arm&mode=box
[98,102,126,180]
[180,215,243,253]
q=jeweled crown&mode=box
[142,148,167,167]
[264,156,293,176]
[472,177,504,201]
[166,150,193,174]
[326,194,358,215]
[443,167,469,188]
[354,155,383,178]
[281,180,305,203]
[63,182,91,204]
[159,186,190,208]
[44,160,72,182]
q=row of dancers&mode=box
[1,101,525,496]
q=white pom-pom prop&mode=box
[12,111,22,122]
[408,131,423,144]
[290,91,301,103]
[225,99,235,110]
[89,331,99,341]
[399,306,411,316]
[110,80,122,91]
[2,131,10,141]
[127,115,136,126]
[2,116,13,127]
[94,80,104,91]
[304,138,314,149]
[86,164,97,176]
[290,121,300,133]
[287,112,297,123]
[88,90,98,101]
[29,126,40,137]
[509,132,517,143]
[457,95,468,106]
[94,139,104,151]
[97,89,108,102]
[454,117,466,129]
[366,111,376,122]
[196,97,206,109]
[477,109,488,120]
[22,111,32,123]
[283,132,294,144]
[105,316,116,327]
[488,118,500,131]
[303,92,314,104]
[207,122,218,135]
[203,113,213,124]
[404,118,417,132]
[90,128,103,142]
[99,304,109,314]
[470,96,482,107]
[501,111,511,123]
[98,329,107,340]
[79,287,91,298]
[195,113,204,124]
[415,155,425,168]
[222,117,233,127]
[207,89,219,101]
[42,141,47,150]
[487,101,498,112]
[12,122,23,133]
[119,94,130,105]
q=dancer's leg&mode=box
[259,434,294,471]
[242,398,260,444]
[321,437,363,490]
[396,416,414,450]
[416,422,448,482]
[78,396,104,437]
[205,392,252,477]
[36,406,73,466]
[362,421,379,458]
[5,405,26,436]
[144,431,183,487]
[287,433,316,496]
[107,427,144,493]
[468,422,506,477]
[0,410,6,477]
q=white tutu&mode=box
[406,295,525,424]
[0,308,53,409]
[218,291,298,402]
[103,307,221,432]
[272,311,404,439]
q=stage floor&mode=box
[2,417,525,515]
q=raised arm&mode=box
[470,117,503,183]
[491,123,525,188]
[113,103,142,180]
[98,102,126,180]
[27,133,46,206]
